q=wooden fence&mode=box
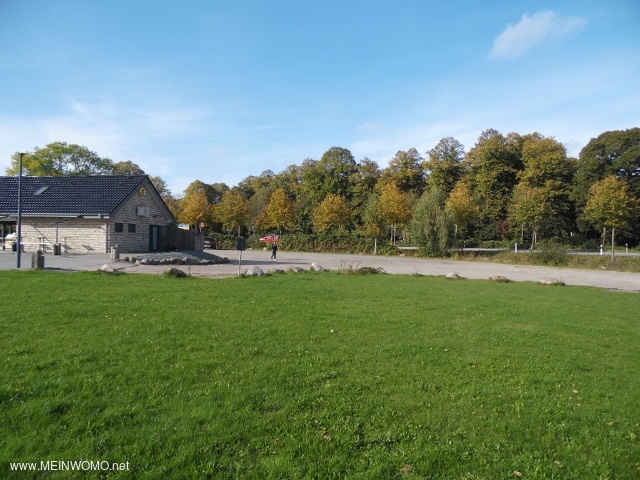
[159,227,203,251]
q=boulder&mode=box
[290,267,305,273]
[490,275,510,283]
[311,262,325,272]
[245,266,264,276]
[538,278,564,286]
[446,272,462,279]
[99,264,115,273]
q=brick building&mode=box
[0,175,177,253]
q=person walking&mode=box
[270,242,278,260]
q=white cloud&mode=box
[490,11,587,60]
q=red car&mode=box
[259,234,280,243]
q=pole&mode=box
[16,153,25,269]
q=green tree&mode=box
[7,142,114,175]
[409,188,454,256]
[112,160,145,175]
[216,191,250,235]
[517,134,575,238]
[360,193,386,251]
[583,175,639,259]
[380,148,425,195]
[465,129,524,239]
[313,194,352,233]
[508,183,552,250]
[573,128,640,209]
[351,158,381,217]
[319,147,357,196]
[183,180,229,205]
[298,150,357,231]
[425,137,465,195]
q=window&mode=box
[115,223,123,233]
[128,223,136,233]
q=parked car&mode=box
[203,237,215,249]
[259,234,280,243]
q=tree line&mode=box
[7,129,640,255]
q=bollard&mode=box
[32,250,44,269]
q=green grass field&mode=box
[1,270,639,479]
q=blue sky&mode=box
[1,1,638,196]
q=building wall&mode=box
[18,187,172,253]
[19,218,107,253]
[108,188,172,253]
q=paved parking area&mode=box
[1,248,638,292]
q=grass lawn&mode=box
[1,270,638,479]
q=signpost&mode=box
[236,236,246,276]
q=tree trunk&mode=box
[611,227,616,260]
[530,230,536,251]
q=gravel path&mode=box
[113,249,640,293]
[2,248,638,292]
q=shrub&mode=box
[532,241,569,266]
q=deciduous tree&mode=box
[425,137,465,194]
[465,129,524,239]
[313,194,351,233]
[583,175,639,258]
[216,191,250,235]
[573,128,640,209]
[265,188,296,233]
[508,183,552,250]
[379,182,412,243]
[409,188,454,256]
[517,134,575,238]
[179,190,215,231]
[7,142,114,176]
[360,193,386,249]
[380,148,425,195]
[445,181,478,247]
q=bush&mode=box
[532,241,569,266]
[211,233,399,255]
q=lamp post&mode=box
[16,153,25,268]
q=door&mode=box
[149,225,159,251]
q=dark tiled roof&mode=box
[0,175,150,216]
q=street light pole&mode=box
[16,153,25,269]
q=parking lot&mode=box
[1,247,639,292]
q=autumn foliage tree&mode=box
[445,181,478,248]
[180,190,215,231]
[216,191,250,235]
[313,194,352,233]
[379,182,412,243]
[263,188,296,233]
